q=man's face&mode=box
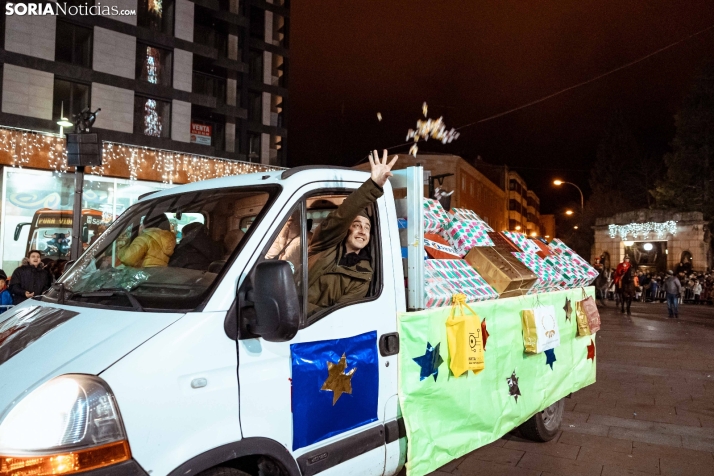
[345,216,371,253]
[28,252,41,266]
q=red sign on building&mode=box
[190,123,212,146]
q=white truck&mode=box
[0,166,572,476]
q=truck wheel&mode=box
[198,468,251,476]
[518,398,564,442]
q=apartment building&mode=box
[0,0,289,165]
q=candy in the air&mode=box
[422,102,428,117]
[409,144,418,157]
[377,112,382,121]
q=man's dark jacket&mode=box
[10,260,52,305]
[307,179,383,316]
[169,227,223,270]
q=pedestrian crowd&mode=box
[596,253,714,320]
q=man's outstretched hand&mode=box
[369,150,398,187]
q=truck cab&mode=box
[0,167,407,476]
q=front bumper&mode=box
[81,459,148,476]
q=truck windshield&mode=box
[45,185,280,311]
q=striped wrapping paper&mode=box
[501,231,542,254]
[548,239,599,284]
[424,259,499,307]
[423,198,450,233]
[512,252,563,294]
[440,218,495,256]
[451,208,494,232]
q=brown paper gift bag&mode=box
[577,291,601,334]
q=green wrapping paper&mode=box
[398,287,597,476]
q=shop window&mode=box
[249,49,263,81]
[137,0,175,35]
[53,79,90,123]
[136,43,173,87]
[134,95,171,138]
[55,20,92,67]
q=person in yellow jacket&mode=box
[119,214,176,267]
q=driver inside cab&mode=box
[306,150,397,315]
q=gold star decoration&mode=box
[321,353,357,405]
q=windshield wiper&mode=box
[69,287,144,312]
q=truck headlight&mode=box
[0,374,131,476]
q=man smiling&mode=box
[306,150,397,316]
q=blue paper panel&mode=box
[290,330,379,450]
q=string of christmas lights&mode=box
[0,126,282,184]
[608,221,678,240]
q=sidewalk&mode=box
[411,300,714,476]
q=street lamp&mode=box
[565,210,574,216]
[553,180,584,211]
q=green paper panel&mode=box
[398,287,597,476]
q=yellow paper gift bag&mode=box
[446,294,485,377]
[575,300,592,336]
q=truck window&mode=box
[47,185,280,311]
[308,193,381,322]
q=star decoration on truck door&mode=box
[413,342,444,382]
[507,370,521,402]
[563,298,573,322]
[321,353,356,405]
[586,339,596,361]
[544,349,556,370]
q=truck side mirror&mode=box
[14,223,30,241]
[247,260,299,342]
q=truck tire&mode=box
[518,398,564,442]
[197,468,251,476]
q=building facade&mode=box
[0,0,289,165]
[356,154,509,233]
[593,209,710,273]
[507,171,546,238]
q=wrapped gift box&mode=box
[441,218,495,256]
[464,247,538,299]
[500,231,541,254]
[532,238,552,259]
[424,233,460,259]
[512,252,563,294]
[423,198,450,233]
[488,231,523,253]
[549,239,599,284]
[451,208,494,232]
[542,253,588,288]
[424,260,498,307]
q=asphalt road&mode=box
[409,299,714,476]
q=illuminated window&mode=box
[137,0,175,35]
[136,44,173,87]
[134,96,171,138]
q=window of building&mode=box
[55,20,92,67]
[52,79,90,123]
[134,96,171,138]
[509,179,516,191]
[193,72,227,102]
[136,43,173,87]
[193,10,228,55]
[248,91,262,122]
[249,49,264,82]
[248,132,261,162]
[137,0,175,35]
[249,6,265,40]
[508,199,522,213]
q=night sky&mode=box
[287,1,714,213]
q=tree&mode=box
[655,62,714,219]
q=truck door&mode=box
[237,181,398,476]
